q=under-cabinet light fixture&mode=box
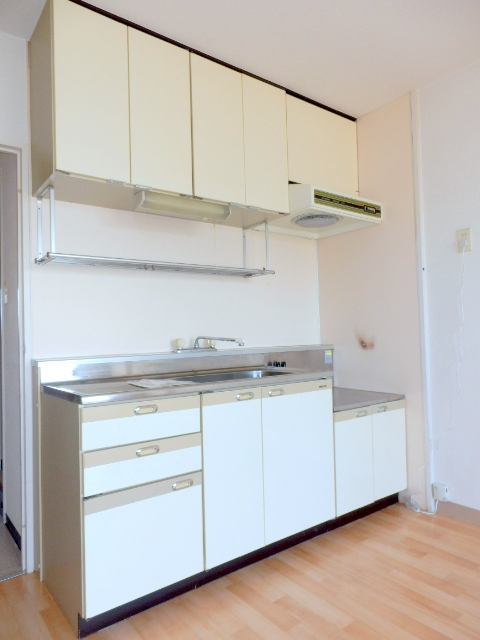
[134,190,230,223]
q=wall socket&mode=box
[432,482,450,502]
[457,228,472,252]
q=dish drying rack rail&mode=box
[35,187,274,279]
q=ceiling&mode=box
[3,0,480,117]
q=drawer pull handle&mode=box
[376,406,387,413]
[356,410,368,418]
[236,392,254,401]
[172,479,193,491]
[319,384,328,389]
[268,389,284,397]
[134,405,158,415]
[136,446,160,457]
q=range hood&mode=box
[268,184,382,239]
[134,190,231,223]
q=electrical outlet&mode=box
[432,483,450,502]
[457,228,472,252]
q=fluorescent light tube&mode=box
[134,191,230,223]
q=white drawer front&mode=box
[83,473,204,618]
[81,396,200,451]
[83,433,202,497]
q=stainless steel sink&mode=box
[174,369,289,384]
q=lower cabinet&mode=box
[202,388,265,569]
[41,378,404,636]
[334,400,407,517]
[262,381,335,544]
[202,380,335,564]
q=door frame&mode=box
[0,144,33,573]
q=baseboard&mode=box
[78,493,398,638]
[437,501,480,526]
[5,515,21,550]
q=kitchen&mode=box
[1,0,480,638]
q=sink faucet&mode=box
[193,336,245,349]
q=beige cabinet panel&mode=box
[286,95,358,195]
[129,28,192,195]
[53,0,130,183]
[334,411,374,516]
[242,76,289,213]
[191,54,245,204]
[372,404,407,500]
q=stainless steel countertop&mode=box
[333,387,405,412]
[43,369,333,405]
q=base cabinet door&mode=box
[202,389,264,569]
[262,382,335,545]
[372,401,407,500]
[83,473,203,618]
[334,408,374,517]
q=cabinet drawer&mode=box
[83,471,203,618]
[82,433,202,497]
[81,395,200,451]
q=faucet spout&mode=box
[193,336,245,349]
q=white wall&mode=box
[0,30,30,544]
[30,200,321,358]
[417,61,480,510]
[318,94,428,507]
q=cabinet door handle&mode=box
[134,405,158,415]
[172,479,193,491]
[136,445,160,457]
[356,410,368,418]
[236,392,254,401]
[268,388,284,397]
[376,406,387,413]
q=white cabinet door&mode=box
[262,382,335,545]
[334,408,374,517]
[83,472,203,618]
[53,0,130,182]
[190,54,246,205]
[129,28,193,195]
[242,75,289,213]
[372,402,407,500]
[202,389,264,569]
[286,95,358,196]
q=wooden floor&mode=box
[2,504,480,639]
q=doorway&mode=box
[0,150,23,581]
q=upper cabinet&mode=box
[242,76,289,214]
[30,0,359,223]
[286,95,358,196]
[190,54,246,206]
[31,0,130,191]
[129,28,193,196]
[53,0,130,184]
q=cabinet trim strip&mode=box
[83,471,202,515]
[68,0,356,122]
[83,433,202,468]
[81,395,200,422]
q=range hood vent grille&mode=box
[293,214,340,228]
